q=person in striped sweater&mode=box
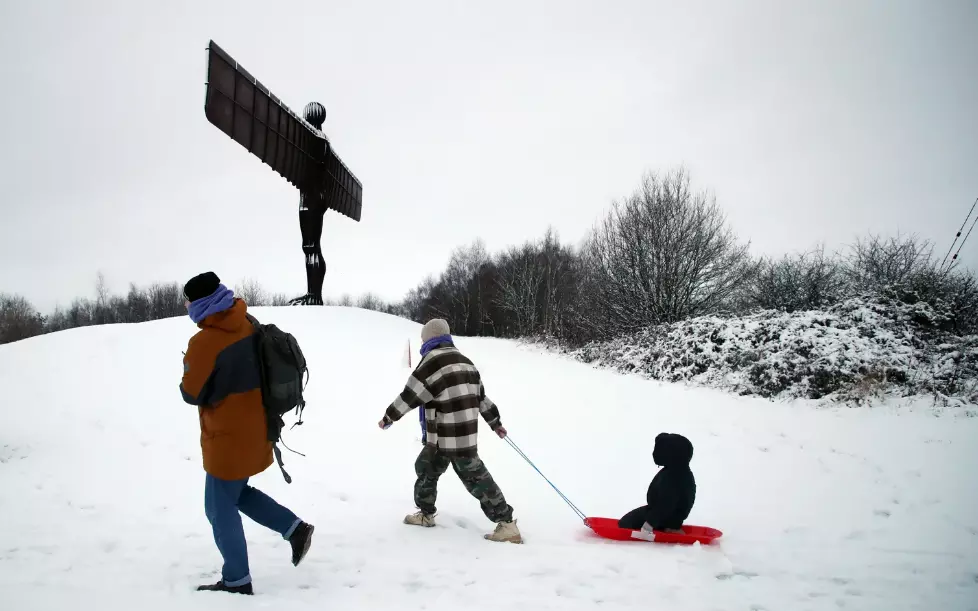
[378,319,522,544]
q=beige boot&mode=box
[485,519,522,543]
[404,511,436,527]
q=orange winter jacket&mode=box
[180,298,273,480]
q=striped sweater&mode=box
[383,345,502,458]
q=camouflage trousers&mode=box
[413,444,514,523]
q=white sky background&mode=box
[0,0,976,313]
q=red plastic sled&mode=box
[585,517,723,545]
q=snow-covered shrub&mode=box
[545,294,978,405]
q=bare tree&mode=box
[442,240,490,334]
[148,282,184,320]
[124,283,151,322]
[746,244,845,312]
[934,269,978,334]
[581,168,756,335]
[494,243,545,337]
[843,233,935,294]
[0,293,45,344]
[536,227,578,337]
[235,277,269,306]
[402,274,437,322]
[92,271,111,325]
[356,292,385,311]
[45,306,69,333]
[66,297,94,328]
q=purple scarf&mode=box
[421,334,453,357]
[419,333,453,440]
[188,284,236,324]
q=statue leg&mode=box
[290,193,327,306]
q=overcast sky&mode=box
[1,0,976,312]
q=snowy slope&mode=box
[1,306,976,611]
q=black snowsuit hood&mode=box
[652,432,694,469]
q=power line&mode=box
[940,196,978,274]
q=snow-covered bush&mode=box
[545,292,978,406]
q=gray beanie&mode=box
[421,318,451,342]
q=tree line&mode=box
[0,274,400,345]
[402,168,978,344]
[4,167,977,346]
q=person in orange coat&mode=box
[180,271,314,595]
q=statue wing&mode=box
[204,40,362,222]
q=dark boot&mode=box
[289,522,314,566]
[196,580,253,595]
[288,293,324,306]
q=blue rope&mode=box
[504,436,587,522]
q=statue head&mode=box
[303,101,326,129]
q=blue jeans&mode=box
[204,474,301,586]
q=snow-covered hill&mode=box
[1,306,976,611]
[558,294,978,409]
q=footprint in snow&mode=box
[758,447,770,453]
[715,571,759,581]
[555,586,577,597]
[873,509,891,518]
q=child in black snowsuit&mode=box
[618,432,696,533]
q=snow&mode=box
[559,294,978,408]
[1,306,977,611]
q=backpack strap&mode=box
[273,444,292,484]
[274,433,307,484]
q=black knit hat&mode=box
[184,271,221,303]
